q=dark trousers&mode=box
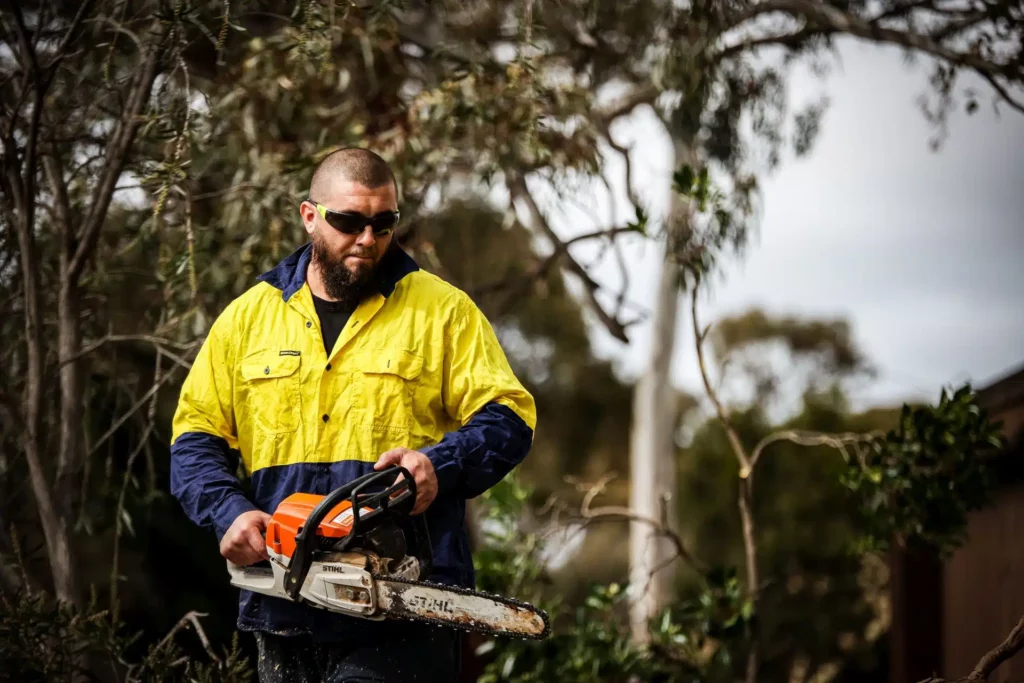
[254,622,460,683]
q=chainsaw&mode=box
[226,466,549,640]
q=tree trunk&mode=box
[57,280,85,511]
[628,137,694,643]
[13,201,78,604]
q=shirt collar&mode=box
[256,242,420,302]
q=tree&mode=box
[0,0,644,608]
[1,0,190,605]
[619,0,1024,649]
[472,300,1010,682]
[677,307,899,680]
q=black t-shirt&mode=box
[311,294,355,356]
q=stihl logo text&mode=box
[409,595,454,614]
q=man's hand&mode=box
[374,448,438,515]
[220,509,272,566]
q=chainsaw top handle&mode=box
[283,466,416,601]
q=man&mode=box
[170,148,536,683]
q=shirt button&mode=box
[322,414,329,423]
[325,363,332,371]
[264,366,270,374]
[306,321,312,328]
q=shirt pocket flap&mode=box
[359,349,423,381]
[241,353,301,381]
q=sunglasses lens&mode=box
[370,213,399,234]
[324,212,368,235]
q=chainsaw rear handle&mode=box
[284,466,424,601]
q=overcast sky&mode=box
[530,38,1024,414]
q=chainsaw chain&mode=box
[370,573,551,640]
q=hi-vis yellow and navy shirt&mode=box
[169,243,536,638]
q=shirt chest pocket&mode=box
[240,353,302,434]
[354,349,423,435]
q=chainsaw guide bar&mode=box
[372,573,551,640]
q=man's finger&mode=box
[411,482,437,515]
[254,511,272,529]
[373,448,406,471]
[245,526,268,560]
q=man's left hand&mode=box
[373,448,438,515]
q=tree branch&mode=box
[43,151,75,262]
[691,285,759,683]
[691,287,752,475]
[45,0,98,71]
[5,0,76,605]
[967,613,1024,681]
[70,333,199,367]
[69,24,167,283]
[509,175,633,342]
[716,24,829,61]
[86,366,183,459]
[920,612,1024,682]
[597,83,660,124]
[544,473,707,575]
[725,0,1023,112]
[749,429,883,472]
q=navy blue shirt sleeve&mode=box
[170,431,257,541]
[422,402,534,499]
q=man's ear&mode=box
[298,201,317,237]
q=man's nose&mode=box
[355,225,376,247]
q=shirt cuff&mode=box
[213,493,260,542]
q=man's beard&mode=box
[311,234,381,309]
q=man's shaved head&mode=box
[309,147,396,200]
[300,147,398,306]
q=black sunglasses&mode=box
[307,199,400,236]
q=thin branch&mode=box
[10,4,42,80]
[509,176,632,342]
[967,613,1024,681]
[691,287,751,475]
[42,150,75,261]
[717,25,828,61]
[184,611,220,664]
[566,225,645,248]
[70,334,199,366]
[692,285,760,683]
[110,420,154,622]
[748,429,884,472]
[597,83,660,124]
[46,0,98,70]
[70,24,167,283]
[550,473,707,574]
[86,366,182,458]
[919,612,1024,682]
[974,69,1024,116]
[600,125,640,209]
[727,0,1022,111]
[473,224,644,298]
[144,610,217,665]
[191,181,297,201]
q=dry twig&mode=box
[919,612,1024,682]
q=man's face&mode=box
[299,178,397,301]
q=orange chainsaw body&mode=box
[266,493,368,559]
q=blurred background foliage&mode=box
[1,0,1017,681]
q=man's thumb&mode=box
[254,511,272,529]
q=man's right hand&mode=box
[220,510,272,565]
